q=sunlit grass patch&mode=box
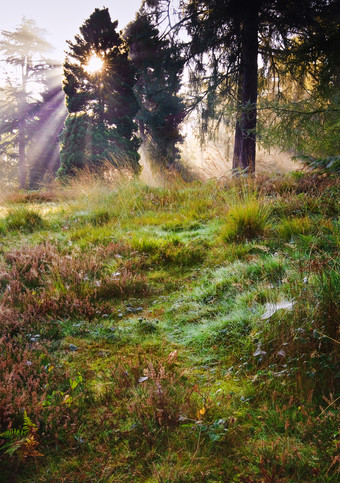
[4,207,46,233]
[222,198,270,242]
[275,215,314,242]
[68,225,119,247]
[131,232,207,267]
[134,210,176,226]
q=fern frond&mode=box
[23,411,36,433]
[0,428,24,440]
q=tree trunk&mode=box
[18,89,27,189]
[232,71,243,171]
[138,119,146,141]
[233,3,259,175]
[18,62,28,189]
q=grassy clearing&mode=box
[0,172,339,482]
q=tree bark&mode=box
[18,116,26,189]
[233,2,259,175]
[18,62,29,189]
[232,71,243,171]
[18,85,27,189]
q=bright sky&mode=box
[1,0,143,61]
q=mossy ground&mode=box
[0,172,338,482]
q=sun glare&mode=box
[85,55,104,74]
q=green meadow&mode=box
[0,172,338,482]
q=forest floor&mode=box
[0,171,339,482]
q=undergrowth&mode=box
[0,172,338,482]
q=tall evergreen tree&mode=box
[0,18,55,188]
[125,12,185,170]
[146,0,338,174]
[59,8,141,177]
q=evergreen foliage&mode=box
[257,0,340,169]
[0,19,62,188]
[125,12,185,170]
[146,0,340,174]
[59,8,141,177]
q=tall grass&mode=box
[5,208,46,233]
[222,197,270,242]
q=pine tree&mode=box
[0,18,55,188]
[146,0,338,174]
[125,12,185,170]
[59,8,141,177]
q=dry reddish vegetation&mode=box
[0,240,149,450]
[0,174,338,481]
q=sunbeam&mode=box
[85,55,103,74]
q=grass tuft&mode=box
[5,208,46,232]
[275,216,314,241]
[222,198,270,242]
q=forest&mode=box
[0,0,339,481]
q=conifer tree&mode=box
[0,19,55,188]
[59,8,141,177]
[125,12,185,170]
[146,0,338,174]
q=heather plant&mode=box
[129,361,190,428]
[0,335,80,444]
[0,173,338,481]
[1,186,63,205]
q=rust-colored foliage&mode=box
[0,239,149,442]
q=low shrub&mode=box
[128,360,198,447]
[0,336,81,445]
[95,269,149,299]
